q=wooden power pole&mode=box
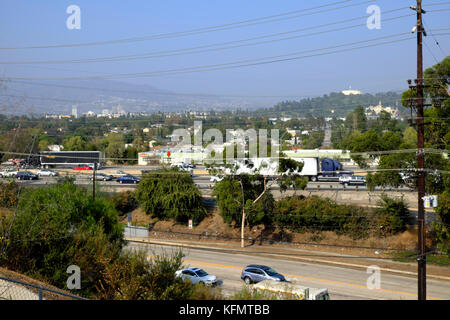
[410,0,427,300]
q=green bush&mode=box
[374,194,410,235]
[1,182,124,296]
[111,191,138,215]
[433,191,450,254]
[135,168,207,224]
[213,174,274,227]
[273,196,372,239]
[0,180,20,208]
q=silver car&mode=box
[37,169,59,177]
[339,174,366,187]
[175,267,218,286]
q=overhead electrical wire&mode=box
[0,9,413,65]
[7,31,450,81]
[0,149,447,163]
[423,18,448,58]
[0,0,375,50]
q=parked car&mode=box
[16,171,39,180]
[175,267,218,286]
[89,173,113,181]
[37,169,59,177]
[73,165,93,171]
[338,174,366,187]
[241,265,286,284]
[0,168,19,178]
[116,174,140,184]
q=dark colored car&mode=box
[16,171,39,180]
[116,174,140,184]
[241,265,286,284]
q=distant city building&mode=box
[71,106,78,119]
[365,101,399,119]
[45,113,72,119]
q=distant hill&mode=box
[255,91,403,118]
[0,79,276,116]
[1,79,405,118]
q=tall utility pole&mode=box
[410,0,426,300]
[92,162,97,200]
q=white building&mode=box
[71,106,78,118]
[342,86,362,95]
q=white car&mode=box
[37,169,59,177]
[175,267,218,286]
[0,169,19,178]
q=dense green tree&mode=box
[63,136,87,151]
[135,168,207,224]
[213,174,274,226]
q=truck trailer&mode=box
[39,151,106,169]
[252,280,330,300]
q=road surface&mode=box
[126,242,450,300]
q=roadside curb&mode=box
[125,237,450,282]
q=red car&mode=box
[73,165,93,170]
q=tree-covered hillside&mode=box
[257,91,402,117]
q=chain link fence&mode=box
[0,274,86,300]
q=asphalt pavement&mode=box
[126,241,450,300]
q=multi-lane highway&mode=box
[127,241,450,300]
[2,165,415,193]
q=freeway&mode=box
[2,169,415,193]
[126,241,450,300]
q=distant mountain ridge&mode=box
[1,79,403,117]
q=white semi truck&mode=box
[217,157,352,182]
[253,280,330,300]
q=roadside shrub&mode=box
[0,180,20,208]
[374,194,410,235]
[96,248,222,300]
[433,191,450,254]
[1,182,124,296]
[273,196,372,240]
[135,168,207,224]
[111,191,138,215]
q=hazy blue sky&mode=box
[0,0,449,98]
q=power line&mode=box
[423,18,448,58]
[0,0,374,50]
[0,149,447,165]
[0,10,413,65]
[8,31,450,81]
